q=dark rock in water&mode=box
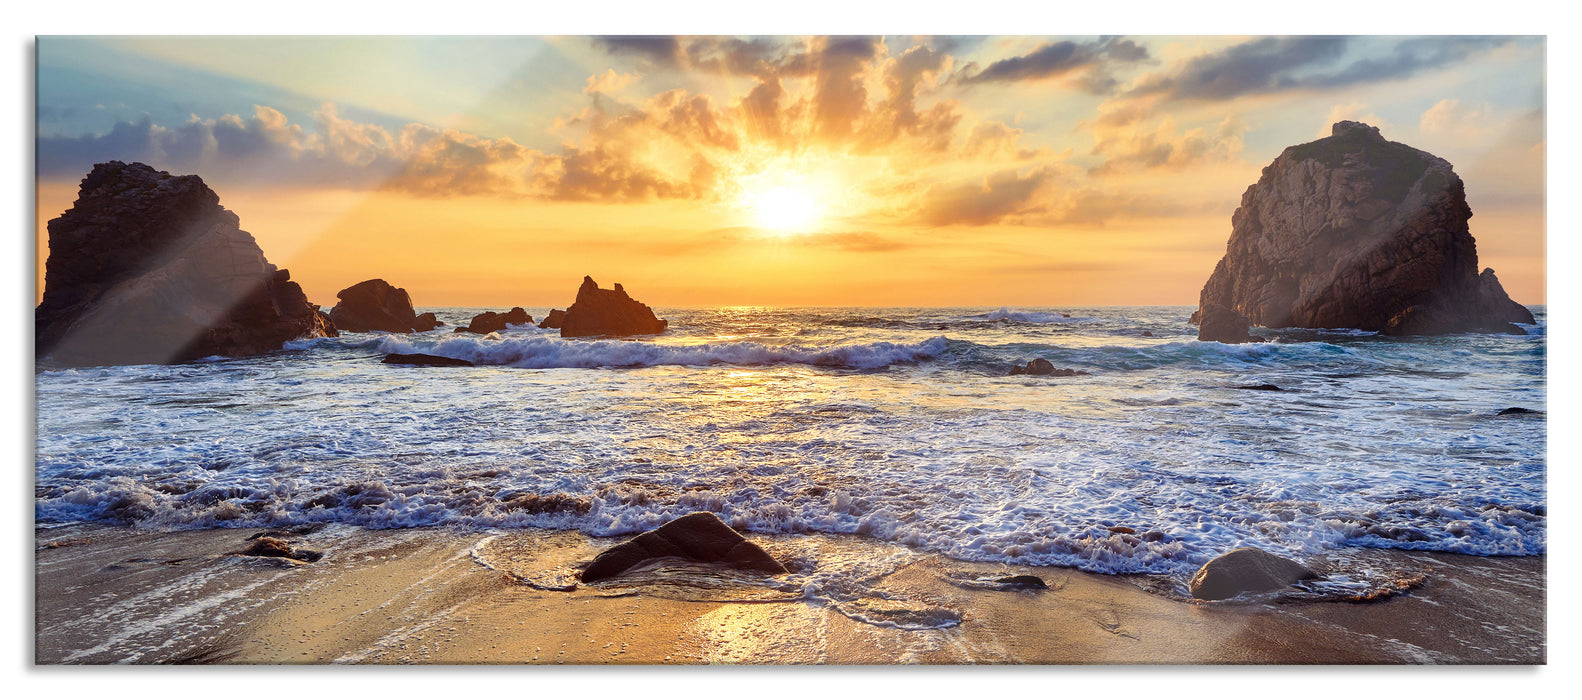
[994,575,1048,589]
[1107,526,1137,535]
[381,352,474,367]
[329,279,435,333]
[1197,303,1264,344]
[1235,384,1283,391]
[1195,121,1533,336]
[232,536,322,563]
[1009,358,1090,376]
[1189,547,1318,601]
[467,307,533,334]
[1140,330,1154,337]
[560,276,667,337]
[538,308,566,329]
[34,161,336,366]
[1497,407,1541,415]
[414,312,443,331]
[579,512,786,583]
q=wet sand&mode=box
[33,523,1545,665]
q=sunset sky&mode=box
[33,35,1547,308]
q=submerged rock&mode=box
[1496,407,1542,415]
[579,512,786,583]
[1197,303,1264,344]
[1234,384,1283,391]
[1009,358,1089,376]
[35,161,336,366]
[381,352,475,367]
[994,575,1048,589]
[1195,121,1533,336]
[232,535,322,563]
[329,279,438,333]
[560,276,667,337]
[1189,547,1318,601]
[538,308,566,329]
[466,307,533,334]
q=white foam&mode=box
[375,335,949,370]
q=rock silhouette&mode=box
[538,309,566,329]
[1189,547,1318,601]
[381,353,475,367]
[35,162,336,366]
[462,307,532,334]
[328,279,440,333]
[579,512,786,583]
[560,276,667,337]
[1196,304,1264,344]
[1195,121,1533,336]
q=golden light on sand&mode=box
[748,185,821,233]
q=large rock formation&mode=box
[580,512,786,583]
[538,309,566,329]
[1196,303,1264,344]
[35,162,336,367]
[559,276,668,337]
[459,307,532,334]
[328,279,442,333]
[1195,121,1534,336]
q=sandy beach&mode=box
[33,522,1544,665]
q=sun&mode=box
[750,186,821,232]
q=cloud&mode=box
[1087,115,1247,176]
[958,37,1150,93]
[1420,98,1495,139]
[584,69,640,95]
[1128,36,1517,103]
[914,166,1057,226]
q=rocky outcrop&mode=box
[560,276,667,338]
[538,309,566,329]
[328,279,440,333]
[1196,303,1264,344]
[381,352,475,367]
[579,512,786,583]
[1189,547,1318,601]
[35,162,336,367]
[1195,121,1533,336]
[462,307,532,334]
[1008,358,1089,376]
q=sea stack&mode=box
[328,279,443,333]
[1194,121,1533,336]
[559,276,668,337]
[35,161,336,367]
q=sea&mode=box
[34,305,1547,599]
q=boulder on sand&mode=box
[579,512,787,583]
[1189,547,1319,601]
[329,279,440,333]
[538,309,566,329]
[35,161,336,367]
[1194,121,1533,336]
[559,276,667,338]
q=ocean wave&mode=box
[970,307,1085,324]
[374,335,950,370]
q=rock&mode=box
[560,276,668,337]
[1189,547,1318,601]
[1497,407,1541,415]
[579,512,786,583]
[1197,303,1264,344]
[34,162,336,366]
[994,575,1048,589]
[1107,526,1137,534]
[1195,122,1533,336]
[1140,330,1154,337]
[1235,384,1283,391]
[466,307,533,334]
[414,312,443,331]
[1009,358,1090,376]
[232,536,323,563]
[381,352,475,367]
[539,309,566,329]
[329,279,440,333]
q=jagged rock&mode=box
[539,308,566,329]
[466,307,533,334]
[381,352,474,367]
[1197,303,1264,344]
[1189,547,1318,601]
[34,162,336,366]
[1195,121,1533,336]
[560,276,667,337]
[328,279,437,333]
[579,512,786,583]
[1009,358,1089,376]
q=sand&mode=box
[33,522,1545,665]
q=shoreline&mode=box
[34,522,1545,665]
